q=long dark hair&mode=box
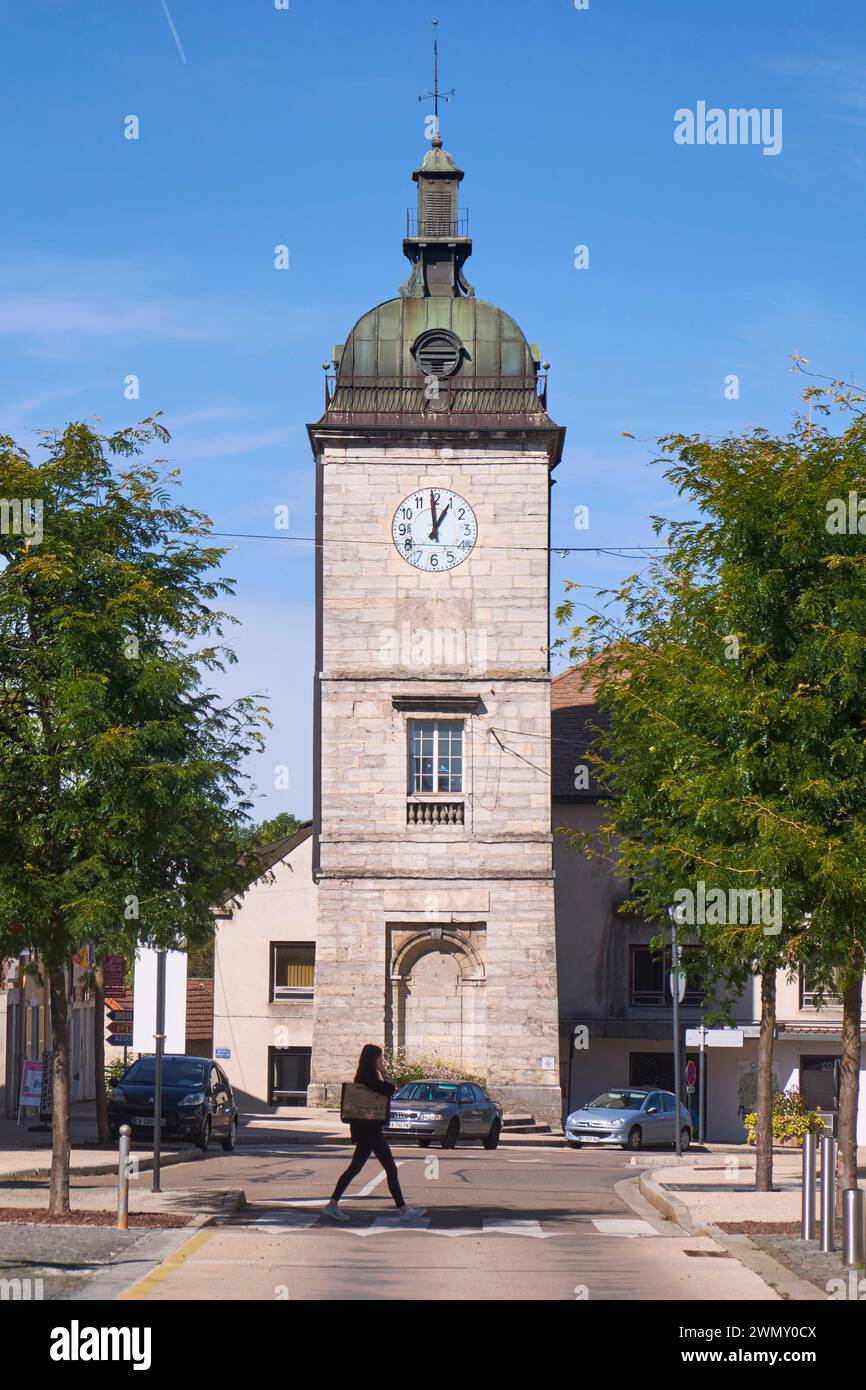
[354,1043,383,1083]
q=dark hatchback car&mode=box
[108,1054,239,1152]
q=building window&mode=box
[269,1047,311,1106]
[629,945,703,1007]
[800,1055,840,1113]
[270,943,315,1000]
[407,719,463,795]
[799,968,842,1010]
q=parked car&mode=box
[385,1080,503,1149]
[108,1054,239,1153]
[565,1087,692,1152]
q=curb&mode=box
[637,1172,698,1234]
[637,1172,824,1301]
[3,1148,205,1183]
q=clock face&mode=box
[392,487,478,572]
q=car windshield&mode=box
[123,1059,208,1088]
[585,1090,646,1110]
[394,1083,461,1103]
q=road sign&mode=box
[108,1009,133,1023]
[685,1028,744,1048]
[132,947,187,1054]
[685,1060,697,1088]
[215,1048,231,1059]
[669,970,686,1004]
[107,1034,133,1048]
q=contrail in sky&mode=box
[160,0,187,64]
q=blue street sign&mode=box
[215,1048,231,1059]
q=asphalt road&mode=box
[112,1139,779,1302]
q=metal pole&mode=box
[670,909,682,1158]
[801,1132,817,1241]
[845,1184,861,1273]
[152,949,166,1194]
[698,1024,707,1146]
[842,1188,865,1268]
[117,1124,131,1230]
[820,1133,836,1253]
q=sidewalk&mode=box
[638,1148,866,1299]
[0,1102,351,1180]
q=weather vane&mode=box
[418,19,454,142]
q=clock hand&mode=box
[429,500,451,541]
[428,490,440,541]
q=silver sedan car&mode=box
[565,1087,692,1152]
[385,1080,503,1149]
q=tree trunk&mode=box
[837,946,864,1200]
[47,962,71,1217]
[93,958,111,1146]
[755,969,776,1192]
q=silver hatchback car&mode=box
[565,1087,692,1152]
[385,1079,503,1149]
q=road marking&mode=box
[357,1161,407,1198]
[244,1210,322,1233]
[482,1219,554,1238]
[333,1217,555,1239]
[590,1219,658,1237]
[119,1227,215,1300]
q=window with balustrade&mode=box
[406,719,465,825]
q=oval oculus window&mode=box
[412,329,463,379]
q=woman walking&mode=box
[323,1045,426,1223]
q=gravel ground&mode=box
[0,1222,162,1300]
[741,1229,865,1296]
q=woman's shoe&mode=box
[323,1201,350,1222]
[397,1204,427,1221]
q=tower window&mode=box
[412,329,463,379]
[407,720,463,794]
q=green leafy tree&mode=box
[240,810,302,851]
[0,419,267,1213]
[558,377,866,1193]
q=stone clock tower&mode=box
[306,127,565,1126]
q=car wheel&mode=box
[566,1140,582,1150]
[221,1118,238,1153]
[441,1118,460,1150]
[679,1126,691,1153]
[625,1125,643,1151]
[417,1137,432,1148]
[198,1118,211,1154]
[482,1119,501,1150]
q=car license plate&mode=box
[581,1134,600,1142]
[132,1115,165,1126]
[390,1121,412,1129]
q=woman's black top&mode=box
[350,1072,396,1140]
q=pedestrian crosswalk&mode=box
[224,1204,661,1239]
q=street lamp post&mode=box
[669,905,684,1158]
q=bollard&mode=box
[801,1132,817,1241]
[820,1134,836,1253]
[842,1188,865,1269]
[117,1124,131,1231]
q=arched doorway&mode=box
[389,930,486,1073]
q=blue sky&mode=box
[2,0,864,821]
